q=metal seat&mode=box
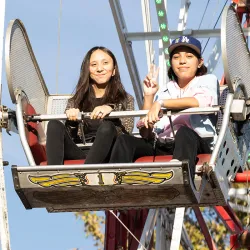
[4,16,243,213]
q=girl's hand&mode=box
[143,64,160,96]
[144,101,162,128]
[137,117,155,139]
[136,117,147,129]
[90,105,113,119]
[66,108,80,121]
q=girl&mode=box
[108,36,219,178]
[46,46,134,165]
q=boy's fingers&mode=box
[155,66,160,78]
[144,79,150,88]
[149,64,154,76]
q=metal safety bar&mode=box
[16,91,36,166]
[25,107,221,122]
[209,94,233,166]
[138,209,159,250]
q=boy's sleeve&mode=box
[154,88,171,102]
[192,74,219,107]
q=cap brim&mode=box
[168,43,201,56]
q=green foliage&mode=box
[76,211,105,250]
[75,199,250,249]
[230,183,250,225]
[184,208,229,249]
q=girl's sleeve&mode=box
[64,98,78,127]
[120,94,135,134]
[65,98,74,112]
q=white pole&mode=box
[170,208,185,250]
[0,0,11,249]
[158,0,168,91]
[141,0,154,71]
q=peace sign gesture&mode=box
[143,64,160,96]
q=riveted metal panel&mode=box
[5,19,49,114]
[221,5,250,99]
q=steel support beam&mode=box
[193,208,217,250]
[109,0,143,107]
[158,0,168,92]
[170,208,185,250]
[154,0,171,69]
[206,38,221,73]
[141,0,154,71]
[138,209,158,250]
[177,0,191,31]
[214,206,242,234]
[126,28,250,41]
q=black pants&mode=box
[109,126,211,177]
[46,120,117,165]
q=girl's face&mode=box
[89,49,115,85]
[171,46,203,81]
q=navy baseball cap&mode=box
[168,36,202,57]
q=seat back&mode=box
[5,19,75,164]
[45,95,71,133]
[22,97,46,165]
[5,19,49,126]
[222,5,250,103]
[4,19,50,164]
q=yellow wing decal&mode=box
[151,173,173,179]
[29,174,82,187]
[29,170,174,187]
[115,170,174,185]
[29,176,51,183]
[122,175,164,184]
[127,171,149,176]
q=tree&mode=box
[76,211,105,250]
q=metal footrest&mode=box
[11,161,226,212]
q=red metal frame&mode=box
[214,205,250,249]
[104,209,150,250]
[127,209,149,249]
[230,231,250,250]
[105,210,117,250]
[193,205,250,249]
[234,170,250,182]
[220,75,227,86]
[214,205,243,233]
[193,207,217,250]
[234,0,250,21]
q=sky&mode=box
[1,1,231,249]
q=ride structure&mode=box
[1,0,250,249]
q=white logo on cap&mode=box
[181,36,189,43]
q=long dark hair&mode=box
[70,46,128,111]
[167,49,207,83]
